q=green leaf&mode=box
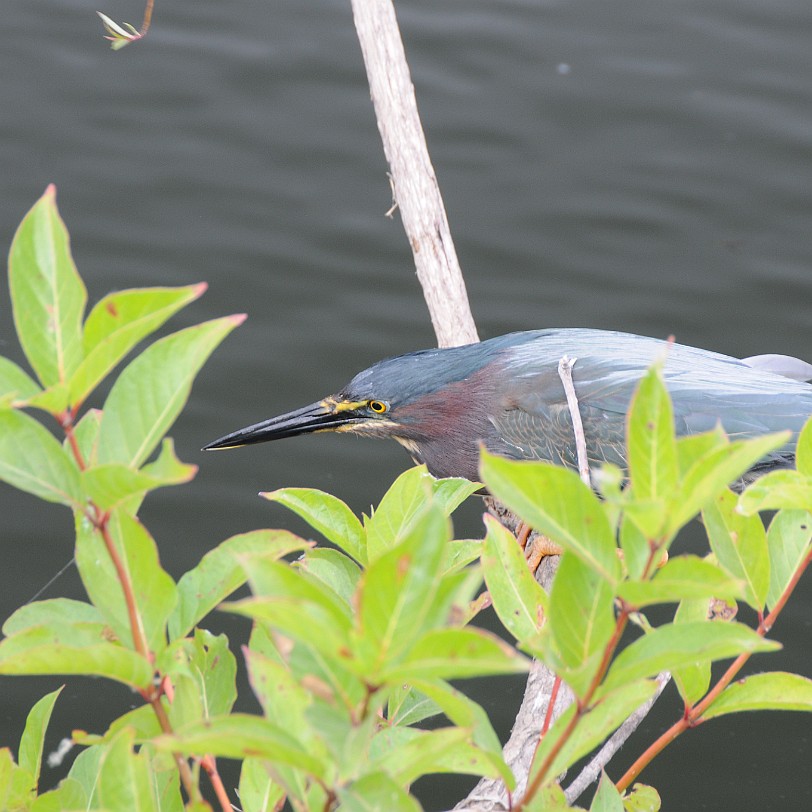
[239,759,285,812]
[0,357,41,403]
[793,416,812,476]
[591,772,624,812]
[170,529,308,640]
[70,408,102,466]
[262,486,366,564]
[671,598,712,705]
[153,714,327,779]
[627,365,678,507]
[70,283,207,408]
[619,514,650,581]
[387,685,443,727]
[339,772,420,812]
[0,624,153,688]
[603,622,779,692]
[765,510,812,611]
[617,556,743,607]
[676,427,727,475]
[549,552,616,695]
[703,488,769,611]
[30,777,88,811]
[97,728,159,812]
[295,547,361,606]
[531,680,659,782]
[3,598,102,636]
[8,186,87,389]
[97,315,244,467]
[444,538,483,574]
[0,408,81,506]
[75,509,177,653]
[670,432,789,534]
[739,469,812,514]
[482,515,548,643]
[19,688,63,792]
[702,671,812,719]
[381,627,528,682]
[481,451,620,583]
[356,505,450,670]
[622,783,661,812]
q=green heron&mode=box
[204,328,812,481]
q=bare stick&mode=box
[350,0,479,348]
[564,671,671,803]
[558,355,590,485]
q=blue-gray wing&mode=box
[486,329,812,472]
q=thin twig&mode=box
[557,356,590,485]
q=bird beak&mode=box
[203,399,366,451]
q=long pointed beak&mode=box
[203,400,363,451]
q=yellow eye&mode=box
[369,400,389,414]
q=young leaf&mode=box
[482,515,548,643]
[8,186,86,389]
[793,416,812,476]
[701,671,812,720]
[97,315,244,467]
[387,685,444,727]
[0,409,81,506]
[239,758,286,812]
[619,515,650,581]
[262,486,366,564]
[70,283,207,408]
[602,622,779,693]
[169,529,308,640]
[626,365,678,506]
[0,357,41,403]
[70,408,102,466]
[765,510,812,611]
[622,783,661,812]
[617,556,743,608]
[96,728,159,811]
[702,488,769,611]
[481,451,620,584]
[738,469,812,514]
[75,509,177,653]
[295,547,361,606]
[18,688,63,793]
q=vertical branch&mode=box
[350,0,479,348]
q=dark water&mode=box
[2,0,811,808]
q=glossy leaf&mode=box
[549,552,616,695]
[0,624,153,688]
[618,556,743,608]
[703,488,769,611]
[481,451,620,583]
[75,509,177,653]
[381,627,528,682]
[170,529,308,640]
[154,714,327,779]
[0,357,40,403]
[627,365,678,506]
[0,409,81,506]
[97,315,244,467]
[8,186,86,388]
[702,671,812,719]
[19,688,63,792]
[481,514,548,643]
[262,487,366,564]
[765,510,812,611]
[603,622,779,692]
[70,283,207,407]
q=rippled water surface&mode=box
[2,0,811,807]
